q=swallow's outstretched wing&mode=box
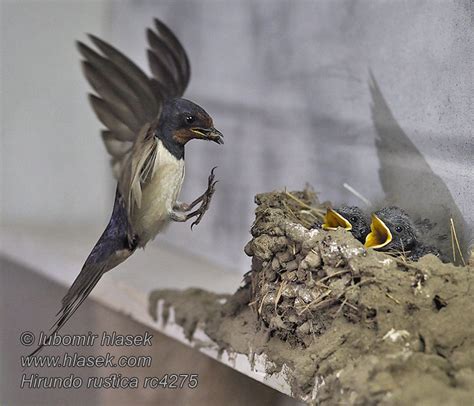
[77,18,190,180]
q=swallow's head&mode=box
[364,206,418,252]
[160,98,224,146]
[322,206,370,242]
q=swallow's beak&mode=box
[322,208,352,231]
[364,214,392,249]
[191,127,224,144]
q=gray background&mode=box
[2,0,473,271]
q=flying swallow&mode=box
[29,19,223,356]
[364,207,441,260]
[322,206,370,242]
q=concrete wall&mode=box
[2,0,472,271]
[1,0,112,227]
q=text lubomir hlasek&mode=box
[36,331,153,348]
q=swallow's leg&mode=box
[173,167,217,212]
[173,201,191,212]
[171,168,218,229]
[170,191,216,228]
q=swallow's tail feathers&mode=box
[27,190,133,358]
[58,263,106,317]
[27,262,106,358]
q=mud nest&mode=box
[150,189,474,404]
[244,190,370,346]
[244,189,471,349]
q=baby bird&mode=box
[364,206,441,260]
[322,206,370,243]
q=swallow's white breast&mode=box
[132,140,184,246]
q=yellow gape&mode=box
[322,208,352,231]
[365,214,392,249]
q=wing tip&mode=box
[88,93,101,103]
[87,33,112,54]
[87,33,101,44]
[153,18,163,30]
[146,27,155,39]
[76,40,91,56]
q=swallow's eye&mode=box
[350,216,358,223]
[395,226,403,233]
[185,115,195,125]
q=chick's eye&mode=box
[350,216,358,223]
[185,115,195,124]
[395,226,403,233]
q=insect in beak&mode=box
[191,127,224,144]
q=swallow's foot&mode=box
[189,170,218,229]
[171,167,218,228]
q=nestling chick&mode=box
[364,206,441,260]
[322,206,370,243]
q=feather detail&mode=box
[119,124,159,218]
[78,42,148,125]
[140,143,158,183]
[88,34,158,120]
[79,18,191,182]
[102,131,133,157]
[89,95,135,141]
[82,61,142,131]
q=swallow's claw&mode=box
[208,167,217,187]
[190,219,198,230]
[179,168,218,229]
[189,171,218,229]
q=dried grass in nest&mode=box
[245,188,382,346]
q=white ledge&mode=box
[0,223,295,399]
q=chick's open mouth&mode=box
[322,208,352,231]
[364,214,392,249]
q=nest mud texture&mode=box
[149,190,474,405]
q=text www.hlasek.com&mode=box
[20,330,199,389]
[21,352,152,368]
[21,330,153,369]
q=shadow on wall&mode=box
[369,72,468,263]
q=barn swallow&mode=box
[29,19,223,357]
[322,206,370,242]
[364,207,441,260]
